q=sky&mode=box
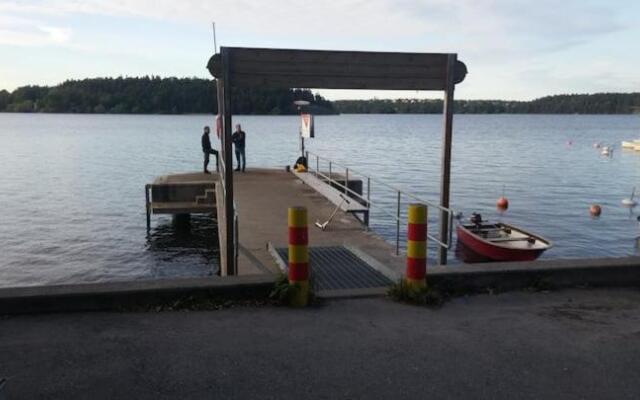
[0,0,639,100]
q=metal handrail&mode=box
[305,151,455,256]
[308,151,451,214]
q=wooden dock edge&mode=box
[216,184,228,276]
[266,242,287,273]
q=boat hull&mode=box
[456,225,549,262]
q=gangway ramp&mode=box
[292,170,369,225]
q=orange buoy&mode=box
[496,196,509,211]
[590,204,602,217]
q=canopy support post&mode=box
[220,48,236,276]
[438,54,457,266]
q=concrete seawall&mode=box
[2,256,640,314]
[0,275,274,315]
[429,256,640,293]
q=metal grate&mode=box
[276,246,392,291]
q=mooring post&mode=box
[396,191,401,255]
[438,54,457,266]
[288,206,310,307]
[145,184,151,233]
[365,177,371,228]
[406,203,427,288]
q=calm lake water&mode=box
[1,113,639,287]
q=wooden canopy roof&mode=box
[207,47,467,91]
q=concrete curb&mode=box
[0,274,275,315]
[316,256,640,299]
[428,256,640,293]
[3,257,640,315]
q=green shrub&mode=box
[269,273,315,307]
[387,279,444,307]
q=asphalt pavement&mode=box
[1,288,639,399]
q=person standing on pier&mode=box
[201,126,218,174]
[232,124,246,172]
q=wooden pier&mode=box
[208,46,467,272]
[233,168,403,277]
[144,45,468,280]
[145,168,404,279]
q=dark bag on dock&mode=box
[294,156,307,168]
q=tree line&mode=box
[1,77,638,114]
[0,77,335,115]
[334,93,640,114]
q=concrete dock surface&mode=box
[234,168,404,276]
[1,288,639,399]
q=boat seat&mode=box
[490,237,536,243]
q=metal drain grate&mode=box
[275,246,393,291]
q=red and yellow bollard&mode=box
[406,203,427,289]
[288,206,310,306]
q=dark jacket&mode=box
[202,132,212,152]
[232,130,246,149]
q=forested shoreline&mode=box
[1,77,638,115]
[335,93,640,114]
[0,77,335,115]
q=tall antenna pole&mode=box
[212,22,218,54]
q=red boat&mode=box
[456,214,552,262]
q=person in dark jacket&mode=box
[232,124,246,172]
[201,126,218,174]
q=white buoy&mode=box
[622,199,637,207]
[622,187,638,208]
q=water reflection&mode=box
[4,113,640,287]
[146,215,219,275]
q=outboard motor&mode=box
[470,212,483,227]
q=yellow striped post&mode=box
[288,206,309,306]
[406,203,427,289]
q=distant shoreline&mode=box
[1,77,638,115]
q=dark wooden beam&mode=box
[221,48,236,276]
[208,47,467,90]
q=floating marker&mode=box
[496,196,509,211]
[497,185,509,212]
[622,199,637,207]
[622,187,637,208]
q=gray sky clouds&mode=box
[0,0,638,100]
